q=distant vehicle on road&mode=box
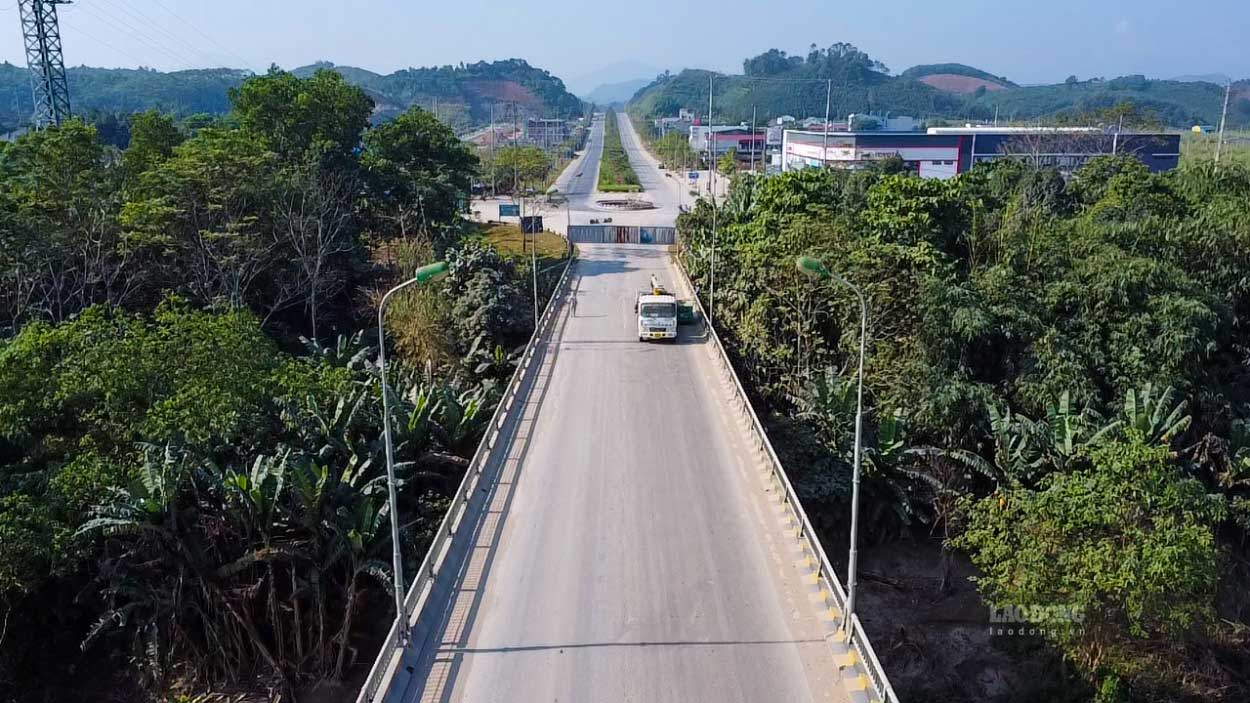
[576,171,583,176]
[636,276,678,342]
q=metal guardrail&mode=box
[674,258,900,703]
[355,244,576,703]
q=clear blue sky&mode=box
[1,0,1245,90]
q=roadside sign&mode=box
[499,203,520,217]
[687,171,699,180]
[521,216,544,234]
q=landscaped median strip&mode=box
[597,109,643,193]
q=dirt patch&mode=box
[464,80,541,109]
[852,536,1088,702]
[920,74,1010,94]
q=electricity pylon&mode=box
[18,0,72,128]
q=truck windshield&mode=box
[640,303,676,318]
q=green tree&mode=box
[122,127,284,314]
[121,110,183,187]
[718,147,738,176]
[229,67,373,165]
[362,107,477,241]
[956,436,1224,691]
[487,144,551,196]
[0,119,130,325]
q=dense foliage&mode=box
[677,156,1250,701]
[0,67,557,701]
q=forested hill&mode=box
[969,75,1248,128]
[629,44,1249,128]
[629,44,966,125]
[0,58,585,133]
[0,62,245,132]
[295,59,586,129]
[900,63,1017,86]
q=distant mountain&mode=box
[0,58,586,134]
[581,78,651,106]
[630,46,1249,129]
[565,60,662,96]
[292,61,383,85]
[1171,73,1233,86]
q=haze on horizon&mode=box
[0,0,1246,91]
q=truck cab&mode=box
[636,276,678,342]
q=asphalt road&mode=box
[475,111,700,233]
[391,110,850,703]
[551,114,603,208]
[398,245,846,703]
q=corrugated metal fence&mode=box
[568,225,677,245]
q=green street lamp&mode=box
[796,255,868,636]
[377,260,448,644]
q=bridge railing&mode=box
[675,258,900,703]
[355,244,575,703]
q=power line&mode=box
[67,2,202,68]
[147,0,256,70]
[98,0,226,67]
[60,16,151,68]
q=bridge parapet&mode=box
[674,258,901,703]
[355,250,575,703]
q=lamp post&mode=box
[796,255,867,635]
[377,260,449,644]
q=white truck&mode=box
[635,275,678,342]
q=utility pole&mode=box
[707,74,715,197]
[707,73,718,326]
[18,0,71,128]
[1216,81,1232,170]
[489,102,497,198]
[511,102,528,254]
[750,104,758,175]
[821,79,832,165]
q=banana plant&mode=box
[943,391,1116,490]
[860,409,941,532]
[1114,383,1191,446]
